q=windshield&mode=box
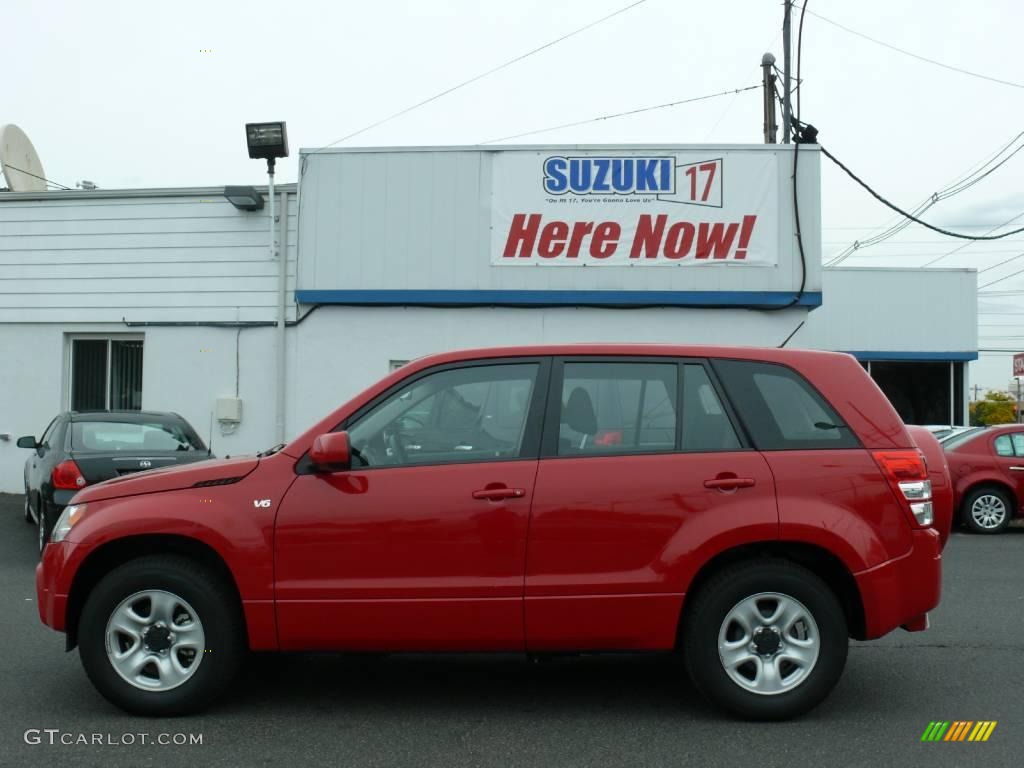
[71,419,205,452]
[940,427,985,450]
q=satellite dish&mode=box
[0,124,47,192]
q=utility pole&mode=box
[781,0,793,143]
[762,53,778,143]
[971,384,982,401]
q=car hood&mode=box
[69,455,260,504]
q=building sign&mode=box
[491,151,779,266]
[1014,353,1024,377]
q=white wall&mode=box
[798,267,977,354]
[0,187,297,323]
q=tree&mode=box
[970,390,1018,426]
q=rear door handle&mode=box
[1010,466,1024,471]
[704,477,756,490]
[472,487,526,501]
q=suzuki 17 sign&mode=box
[491,151,779,266]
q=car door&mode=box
[525,358,777,652]
[274,358,549,651]
[992,432,1024,512]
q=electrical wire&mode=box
[979,251,1024,274]
[819,145,1024,241]
[307,0,652,153]
[480,85,759,144]
[0,163,72,190]
[794,4,1024,90]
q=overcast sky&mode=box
[5,0,1023,394]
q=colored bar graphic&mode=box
[921,721,996,742]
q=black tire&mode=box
[24,492,33,524]
[961,486,1012,534]
[78,555,246,716]
[37,504,51,556]
[682,559,848,721]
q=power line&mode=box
[921,210,1024,268]
[480,85,759,144]
[308,0,652,152]
[819,144,1024,242]
[979,264,1024,290]
[827,131,1024,265]
[0,163,72,190]
[979,251,1024,274]
[796,5,1024,90]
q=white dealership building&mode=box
[0,144,977,491]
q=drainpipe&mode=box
[276,190,288,444]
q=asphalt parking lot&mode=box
[1,493,1022,768]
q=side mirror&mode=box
[16,436,38,449]
[309,431,351,472]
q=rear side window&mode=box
[557,362,677,455]
[994,434,1024,457]
[712,359,859,450]
[681,365,741,451]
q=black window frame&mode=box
[295,357,552,475]
[539,356,751,460]
[710,357,863,452]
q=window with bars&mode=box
[70,338,144,411]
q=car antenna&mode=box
[207,411,214,457]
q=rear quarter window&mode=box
[711,359,860,451]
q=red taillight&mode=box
[52,460,87,490]
[872,449,933,527]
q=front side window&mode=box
[712,359,859,450]
[557,362,677,456]
[348,363,538,468]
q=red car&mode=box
[943,425,1024,534]
[36,345,945,720]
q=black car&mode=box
[18,410,212,553]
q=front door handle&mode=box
[704,477,756,491]
[472,487,526,501]
[1010,466,1024,471]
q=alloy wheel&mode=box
[971,494,1007,530]
[717,592,820,695]
[104,590,206,692]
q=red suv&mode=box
[36,345,945,720]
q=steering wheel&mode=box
[395,414,425,431]
[383,428,409,464]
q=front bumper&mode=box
[855,528,942,639]
[36,540,76,632]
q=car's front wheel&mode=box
[78,555,246,716]
[24,492,33,524]
[962,486,1012,534]
[682,559,848,720]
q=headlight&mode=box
[51,504,87,543]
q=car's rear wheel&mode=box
[37,505,50,555]
[962,486,1012,534]
[78,555,245,716]
[682,560,848,721]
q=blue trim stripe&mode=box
[295,289,823,308]
[847,351,978,362]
